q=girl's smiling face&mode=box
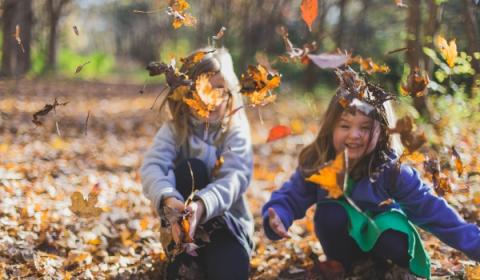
[333,111,380,164]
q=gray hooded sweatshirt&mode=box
[140,112,254,254]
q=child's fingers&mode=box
[268,208,290,238]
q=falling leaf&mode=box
[212,156,224,177]
[75,61,91,74]
[183,74,225,118]
[399,150,425,163]
[424,158,452,196]
[435,35,457,68]
[255,52,278,74]
[212,26,226,41]
[279,26,317,64]
[300,0,318,31]
[307,52,350,69]
[266,125,292,142]
[395,0,408,7]
[400,68,429,97]
[167,0,197,29]
[240,64,281,106]
[389,116,426,152]
[386,47,411,55]
[451,146,464,177]
[306,151,346,199]
[32,98,69,126]
[14,24,25,53]
[180,50,214,71]
[378,198,394,207]
[72,25,79,36]
[69,184,103,218]
[350,56,390,74]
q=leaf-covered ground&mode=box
[1,79,479,279]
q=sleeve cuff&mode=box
[194,188,218,223]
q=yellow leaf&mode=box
[306,151,345,199]
[51,136,68,150]
[466,265,480,280]
[435,35,457,68]
[290,118,304,134]
[169,85,190,101]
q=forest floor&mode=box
[0,79,479,279]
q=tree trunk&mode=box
[406,0,430,119]
[1,0,33,77]
[462,0,480,74]
[334,0,348,49]
[304,0,328,90]
[45,0,70,73]
[424,0,441,72]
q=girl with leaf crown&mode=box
[262,67,480,279]
[141,47,253,280]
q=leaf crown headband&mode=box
[335,67,395,123]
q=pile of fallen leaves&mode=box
[1,79,479,279]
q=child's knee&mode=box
[372,229,409,266]
[174,158,210,198]
[315,202,349,232]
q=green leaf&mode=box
[423,47,442,65]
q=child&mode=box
[141,48,253,280]
[262,67,480,279]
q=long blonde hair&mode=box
[298,92,402,181]
[159,47,244,145]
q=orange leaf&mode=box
[451,146,464,177]
[183,74,224,118]
[181,216,192,243]
[306,151,346,199]
[240,64,281,106]
[266,125,292,142]
[300,0,318,31]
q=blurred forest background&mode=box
[2,0,480,279]
[2,0,480,105]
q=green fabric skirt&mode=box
[319,199,431,279]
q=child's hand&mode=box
[162,197,185,244]
[163,197,185,212]
[268,207,290,238]
[186,200,205,240]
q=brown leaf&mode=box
[279,27,317,64]
[72,25,79,36]
[400,67,429,97]
[75,61,91,74]
[32,98,69,126]
[69,185,103,218]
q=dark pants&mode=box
[314,202,410,271]
[166,158,250,280]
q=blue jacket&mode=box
[262,157,480,261]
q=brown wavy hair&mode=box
[298,92,401,181]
